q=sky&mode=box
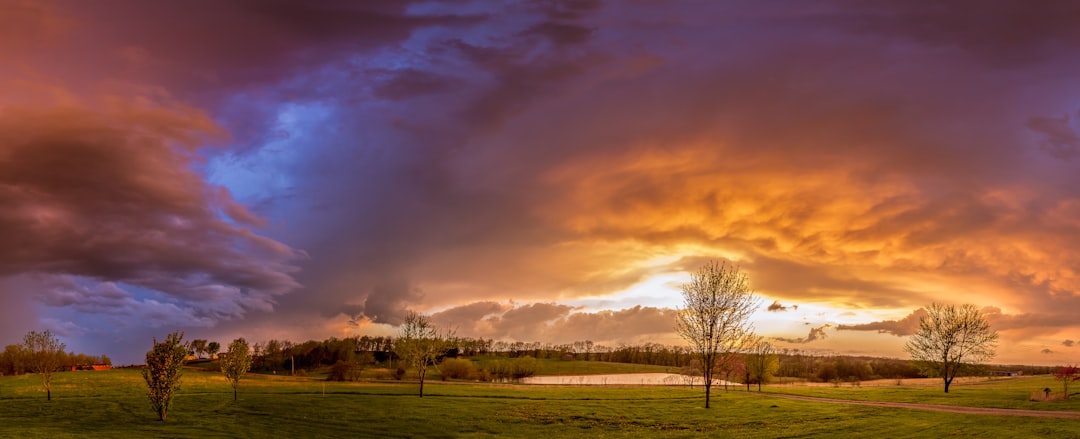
[3,0,1080,366]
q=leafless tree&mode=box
[394,311,454,397]
[675,261,759,408]
[904,303,998,393]
[23,330,66,401]
[745,336,778,392]
[1055,365,1079,399]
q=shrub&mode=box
[488,360,511,381]
[439,358,475,380]
[347,364,364,381]
[394,367,406,380]
[511,356,538,379]
[327,360,355,382]
[485,356,538,382]
[474,368,491,382]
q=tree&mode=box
[904,303,998,393]
[679,359,702,387]
[220,338,252,401]
[189,339,208,359]
[142,331,187,421]
[675,261,759,408]
[1,344,29,376]
[23,330,66,401]
[721,354,745,392]
[207,341,221,359]
[745,337,779,392]
[1056,365,1080,399]
[394,311,453,397]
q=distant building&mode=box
[989,370,1021,377]
[72,364,112,371]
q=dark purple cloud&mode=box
[430,302,675,344]
[1026,112,1080,160]
[6,1,1080,366]
[837,309,928,337]
[0,104,304,322]
[775,325,832,344]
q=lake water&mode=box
[521,373,739,386]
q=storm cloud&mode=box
[5,1,1080,364]
[837,309,928,337]
[774,325,832,345]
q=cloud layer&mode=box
[4,1,1080,364]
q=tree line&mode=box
[176,333,1046,390]
[2,333,111,377]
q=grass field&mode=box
[765,375,1080,411]
[3,368,1080,438]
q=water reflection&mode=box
[520,373,739,386]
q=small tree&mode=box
[679,359,702,387]
[206,341,221,359]
[904,303,998,393]
[220,338,252,401]
[1056,365,1080,399]
[718,350,745,392]
[745,337,779,392]
[23,330,66,401]
[394,311,453,397]
[675,261,759,408]
[142,331,187,421]
[189,339,208,359]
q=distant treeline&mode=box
[215,335,1054,382]
[1,344,111,376]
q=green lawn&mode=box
[191,357,672,381]
[2,369,1080,438]
[763,375,1080,411]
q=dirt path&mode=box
[761,393,1080,419]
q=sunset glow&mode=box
[3,1,1080,366]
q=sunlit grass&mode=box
[764,375,1080,411]
[2,368,1080,438]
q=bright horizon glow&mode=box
[2,2,1079,366]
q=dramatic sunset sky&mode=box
[3,0,1080,365]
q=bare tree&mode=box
[221,338,252,401]
[679,359,702,388]
[394,311,453,397]
[675,261,759,408]
[1056,365,1080,399]
[904,303,998,393]
[745,337,778,392]
[23,330,66,401]
[142,331,187,421]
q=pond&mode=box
[520,373,739,386]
